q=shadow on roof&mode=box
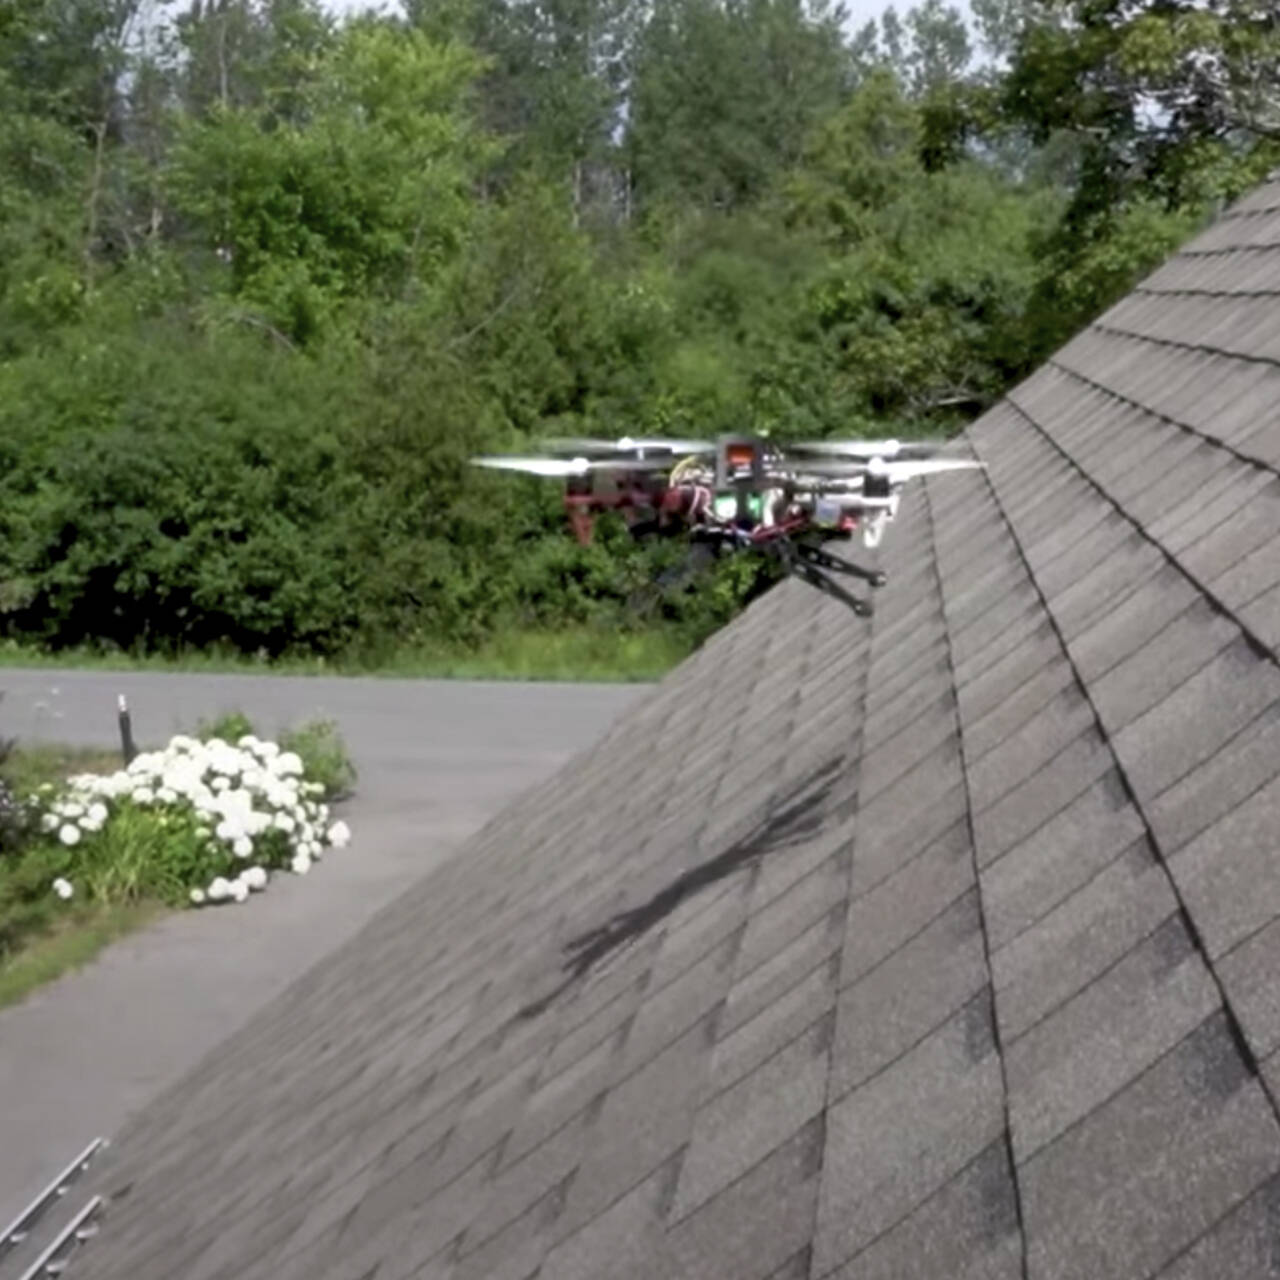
[518,754,850,1021]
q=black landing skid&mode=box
[779,539,886,617]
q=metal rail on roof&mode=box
[14,1197,102,1280]
[1,1140,106,1262]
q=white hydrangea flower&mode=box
[52,877,73,900]
[30,727,350,907]
[274,751,303,777]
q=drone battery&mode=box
[814,498,842,527]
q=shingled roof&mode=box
[68,177,1280,1280]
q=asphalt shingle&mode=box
[814,994,1006,1276]
[1018,1013,1280,1280]
[824,1141,1022,1280]
[1004,914,1221,1161]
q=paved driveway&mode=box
[0,669,648,1225]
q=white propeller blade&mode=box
[471,456,592,478]
[617,436,714,454]
[541,436,714,456]
[793,439,906,458]
[877,458,986,483]
[809,493,896,511]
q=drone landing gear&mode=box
[780,541,886,618]
[794,542,888,589]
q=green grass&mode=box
[3,743,125,795]
[0,744,165,1009]
[0,626,691,683]
[0,900,166,1011]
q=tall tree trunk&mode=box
[83,119,108,285]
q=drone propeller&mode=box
[471,456,593,478]
[790,439,944,460]
[471,453,678,478]
[540,436,715,457]
[779,457,985,486]
[871,457,985,482]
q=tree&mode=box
[999,0,1280,351]
[786,68,924,242]
[168,0,333,120]
[167,21,490,341]
[408,0,635,224]
[625,0,850,214]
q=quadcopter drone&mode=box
[471,434,983,616]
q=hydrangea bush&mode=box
[30,733,351,908]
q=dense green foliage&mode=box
[0,0,1275,662]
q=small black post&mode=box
[117,694,136,765]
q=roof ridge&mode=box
[922,474,1032,1280]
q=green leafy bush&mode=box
[197,711,258,743]
[279,719,357,801]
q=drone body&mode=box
[472,433,983,616]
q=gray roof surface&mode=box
[72,178,1280,1279]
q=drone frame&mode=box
[473,431,982,618]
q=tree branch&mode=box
[229,310,299,352]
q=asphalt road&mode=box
[0,668,647,1227]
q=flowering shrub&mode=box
[0,707,34,860]
[0,776,31,859]
[24,733,352,910]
